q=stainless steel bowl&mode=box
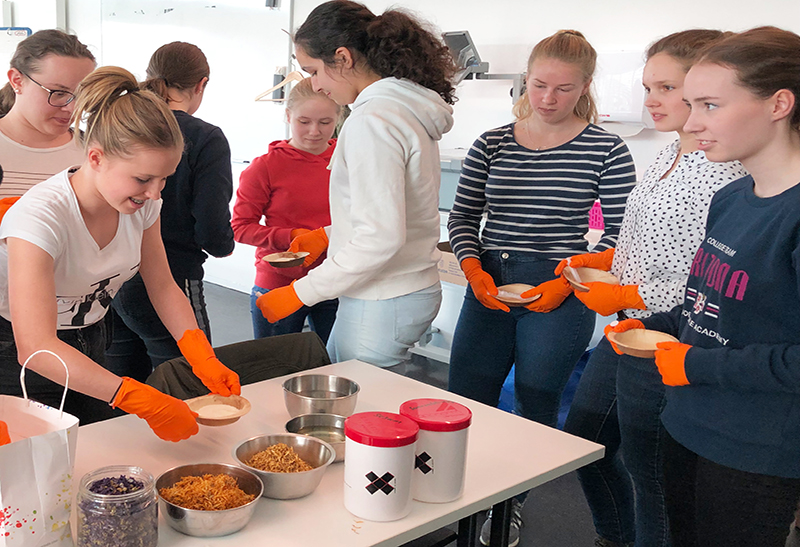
[285,413,346,463]
[282,374,359,418]
[155,463,262,537]
[233,433,335,499]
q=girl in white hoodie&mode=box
[256,0,455,367]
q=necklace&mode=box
[523,120,542,151]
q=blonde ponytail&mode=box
[72,66,183,156]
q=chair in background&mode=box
[146,331,331,399]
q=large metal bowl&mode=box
[285,413,346,463]
[155,463,262,537]
[233,433,335,499]
[282,374,359,418]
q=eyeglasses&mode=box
[20,71,76,107]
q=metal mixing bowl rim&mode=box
[232,433,336,475]
[155,462,264,513]
[282,375,361,401]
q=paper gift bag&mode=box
[0,350,79,547]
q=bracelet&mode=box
[108,381,123,406]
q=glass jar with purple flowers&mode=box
[76,465,158,547]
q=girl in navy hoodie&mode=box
[232,78,340,342]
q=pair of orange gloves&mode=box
[255,227,329,323]
[461,247,643,315]
[112,329,241,442]
[464,248,691,386]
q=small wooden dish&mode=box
[563,266,619,292]
[606,329,679,359]
[263,251,310,268]
[495,283,542,307]
[185,394,251,426]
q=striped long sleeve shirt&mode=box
[447,123,637,264]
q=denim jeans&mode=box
[327,283,441,368]
[564,337,670,546]
[250,285,338,344]
[0,315,117,424]
[663,430,800,547]
[105,272,210,382]
[448,251,595,428]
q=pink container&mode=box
[589,201,604,231]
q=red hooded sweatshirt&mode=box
[232,139,335,289]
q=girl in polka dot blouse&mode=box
[561,30,747,547]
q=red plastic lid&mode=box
[345,412,419,448]
[399,399,472,432]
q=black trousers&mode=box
[662,430,800,547]
[0,315,117,425]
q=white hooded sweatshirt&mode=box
[294,77,454,306]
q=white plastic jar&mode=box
[399,398,472,503]
[343,411,419,521]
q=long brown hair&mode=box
[294,0,457,105]
[72,67,183,157]
[513,30,598,123]
[0,29,95,117]
[697,26,800,132]
[141,41,210,104]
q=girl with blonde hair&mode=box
[0,66,239,440]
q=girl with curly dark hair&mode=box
[257,0,456,368]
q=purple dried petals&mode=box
[88,475,144,495]
[78,474,157,547]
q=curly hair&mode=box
[294,0,457,105]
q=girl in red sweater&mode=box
[232,78,340,341]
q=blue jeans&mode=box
[105,273,210,382]
[448,251,595,428]
[564,337,670,547]
[250,284,338,344]
[327,283,442,368]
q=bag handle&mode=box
[20,350,70,416]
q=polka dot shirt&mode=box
[610,139,748,319]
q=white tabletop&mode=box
[72,360,603,546]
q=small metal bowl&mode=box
[155,463,262,537]
[285,413,346,463]
[233,433,335,499]
[282,374,359,418]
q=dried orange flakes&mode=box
[246,443,313,473]
[159,473,255,510]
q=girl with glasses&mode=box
[0,30,96,198]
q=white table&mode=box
[72,360,603,546]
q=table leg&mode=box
[457,513,478,547]
[489,499,512,547]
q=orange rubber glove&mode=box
[256,281,305,323]
[555,248,615,276]
[460,257,509,312]
[289,227,328,267]
[0,420,10,446]
[654,341,691,386]
[520,276,573,313]
[603,318,645,355]
[574,282,646,316]
[177,329,241,396]
[290,228,311,240]
[112,378,199,442]
[0,196,21,225]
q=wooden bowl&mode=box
[606,329,679,358]
[563,266,619,292]
[263,251,310,268]
[495,283,542,307]
[185,394,251,426]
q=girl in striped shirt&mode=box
[447,29,636,547]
